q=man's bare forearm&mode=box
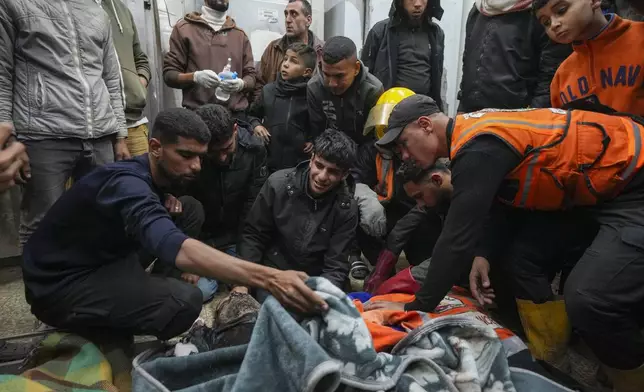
[164,70,196,89]
[175,238,276,289]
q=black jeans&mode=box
[31,196,206,340]
[504,186,644,369]
[503,209,597,303]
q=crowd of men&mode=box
[1,0,644,389]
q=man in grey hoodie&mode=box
[103,0,152,156]
[0,0,131,246]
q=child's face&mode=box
[280,50,312,81]
[535,0,602,44]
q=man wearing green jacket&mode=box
[103,0,152,156]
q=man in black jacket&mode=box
[457,2,571,112]
[187,104,268,300]
[238,129,359,294]
[307,36,383,146]
[361,0,445,110]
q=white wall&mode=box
[365,0,389,31]
[437,0,474,115]
[324,0,365,49]
[228,0,289,61]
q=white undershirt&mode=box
[201,6,226,32]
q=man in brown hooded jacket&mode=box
[163,0,256,120]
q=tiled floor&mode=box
[0,266,38,340]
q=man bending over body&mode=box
[22,108,326,341]
[238,129,359,297]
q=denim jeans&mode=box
[196,245,236,302]
[20,136,115,245]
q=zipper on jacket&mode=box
[37,73,45,109]
[62,1,94,137]
[284,97,293,167]
[286,97,293,130]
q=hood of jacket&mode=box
[347,63,369,97]
[389,0,444,23]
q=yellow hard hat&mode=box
[364,87,416,140]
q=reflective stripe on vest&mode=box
[450,108,644,210]
[375,153,395,203]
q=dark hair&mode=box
[313,129,357,171]
[288,0,312,17]
[286,42,317,70]
[322,36,357,65]
[151,108,210,145]
[397,158,450,184]
[195,104,235,146]
[532,0,551,12]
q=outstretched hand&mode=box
[253,125,271,144]
[266,270,329,314]
[469,256,495,306]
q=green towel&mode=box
[0,332,131,392]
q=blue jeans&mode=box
[196,245,236,302]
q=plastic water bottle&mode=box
[215,58,235,102]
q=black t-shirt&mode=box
[405,134,521,312]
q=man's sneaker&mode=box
[349,256,370,280]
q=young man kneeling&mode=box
[237,129,359,298]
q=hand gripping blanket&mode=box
[132,277,573,392]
